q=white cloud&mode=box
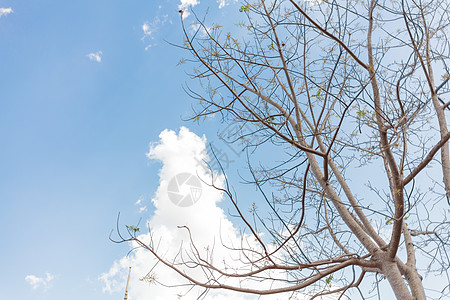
[101,127,339,299]
[0,7,13,18]
[100,128,273,299]
[178,0,200,10]
[25,272,54,290]
[370,219,391,242]
[142,14,169,50]
[135,197,147,213]
[190,22,212,37]
[305,0,323,4]
[178,0,200,19]
[217,0,227,8]
[217,0,238,9]
[86,51,102,63]
[142,22,153,37]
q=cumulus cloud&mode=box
[178,0,200,11]
[101,127,338,299]
[0,7,13,18]
[178,0,200,19]
[86,51,103,62]
[101,128,270,299]
[25,272,54,290]
[100,127,241,299]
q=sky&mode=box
[1,1,446,300]
[0,0,263,299]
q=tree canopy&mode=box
[118,1,450,299]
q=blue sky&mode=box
[2,1,447,299]
[0,1,247,299]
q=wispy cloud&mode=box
[142,14,169,50]
[305,0,323,4]
[0,7,13,18]
[86,51,103,63]
[217,0,238,9]
[142,22,155,38]
[217,0,227,8]
[135,196,147,213]
[25,272,54,290]
[190,22,212,37]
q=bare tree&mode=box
[116,0,450,299]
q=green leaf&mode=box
[127,225,140,233]
[239,4,250,12]
[357,110,367,117]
